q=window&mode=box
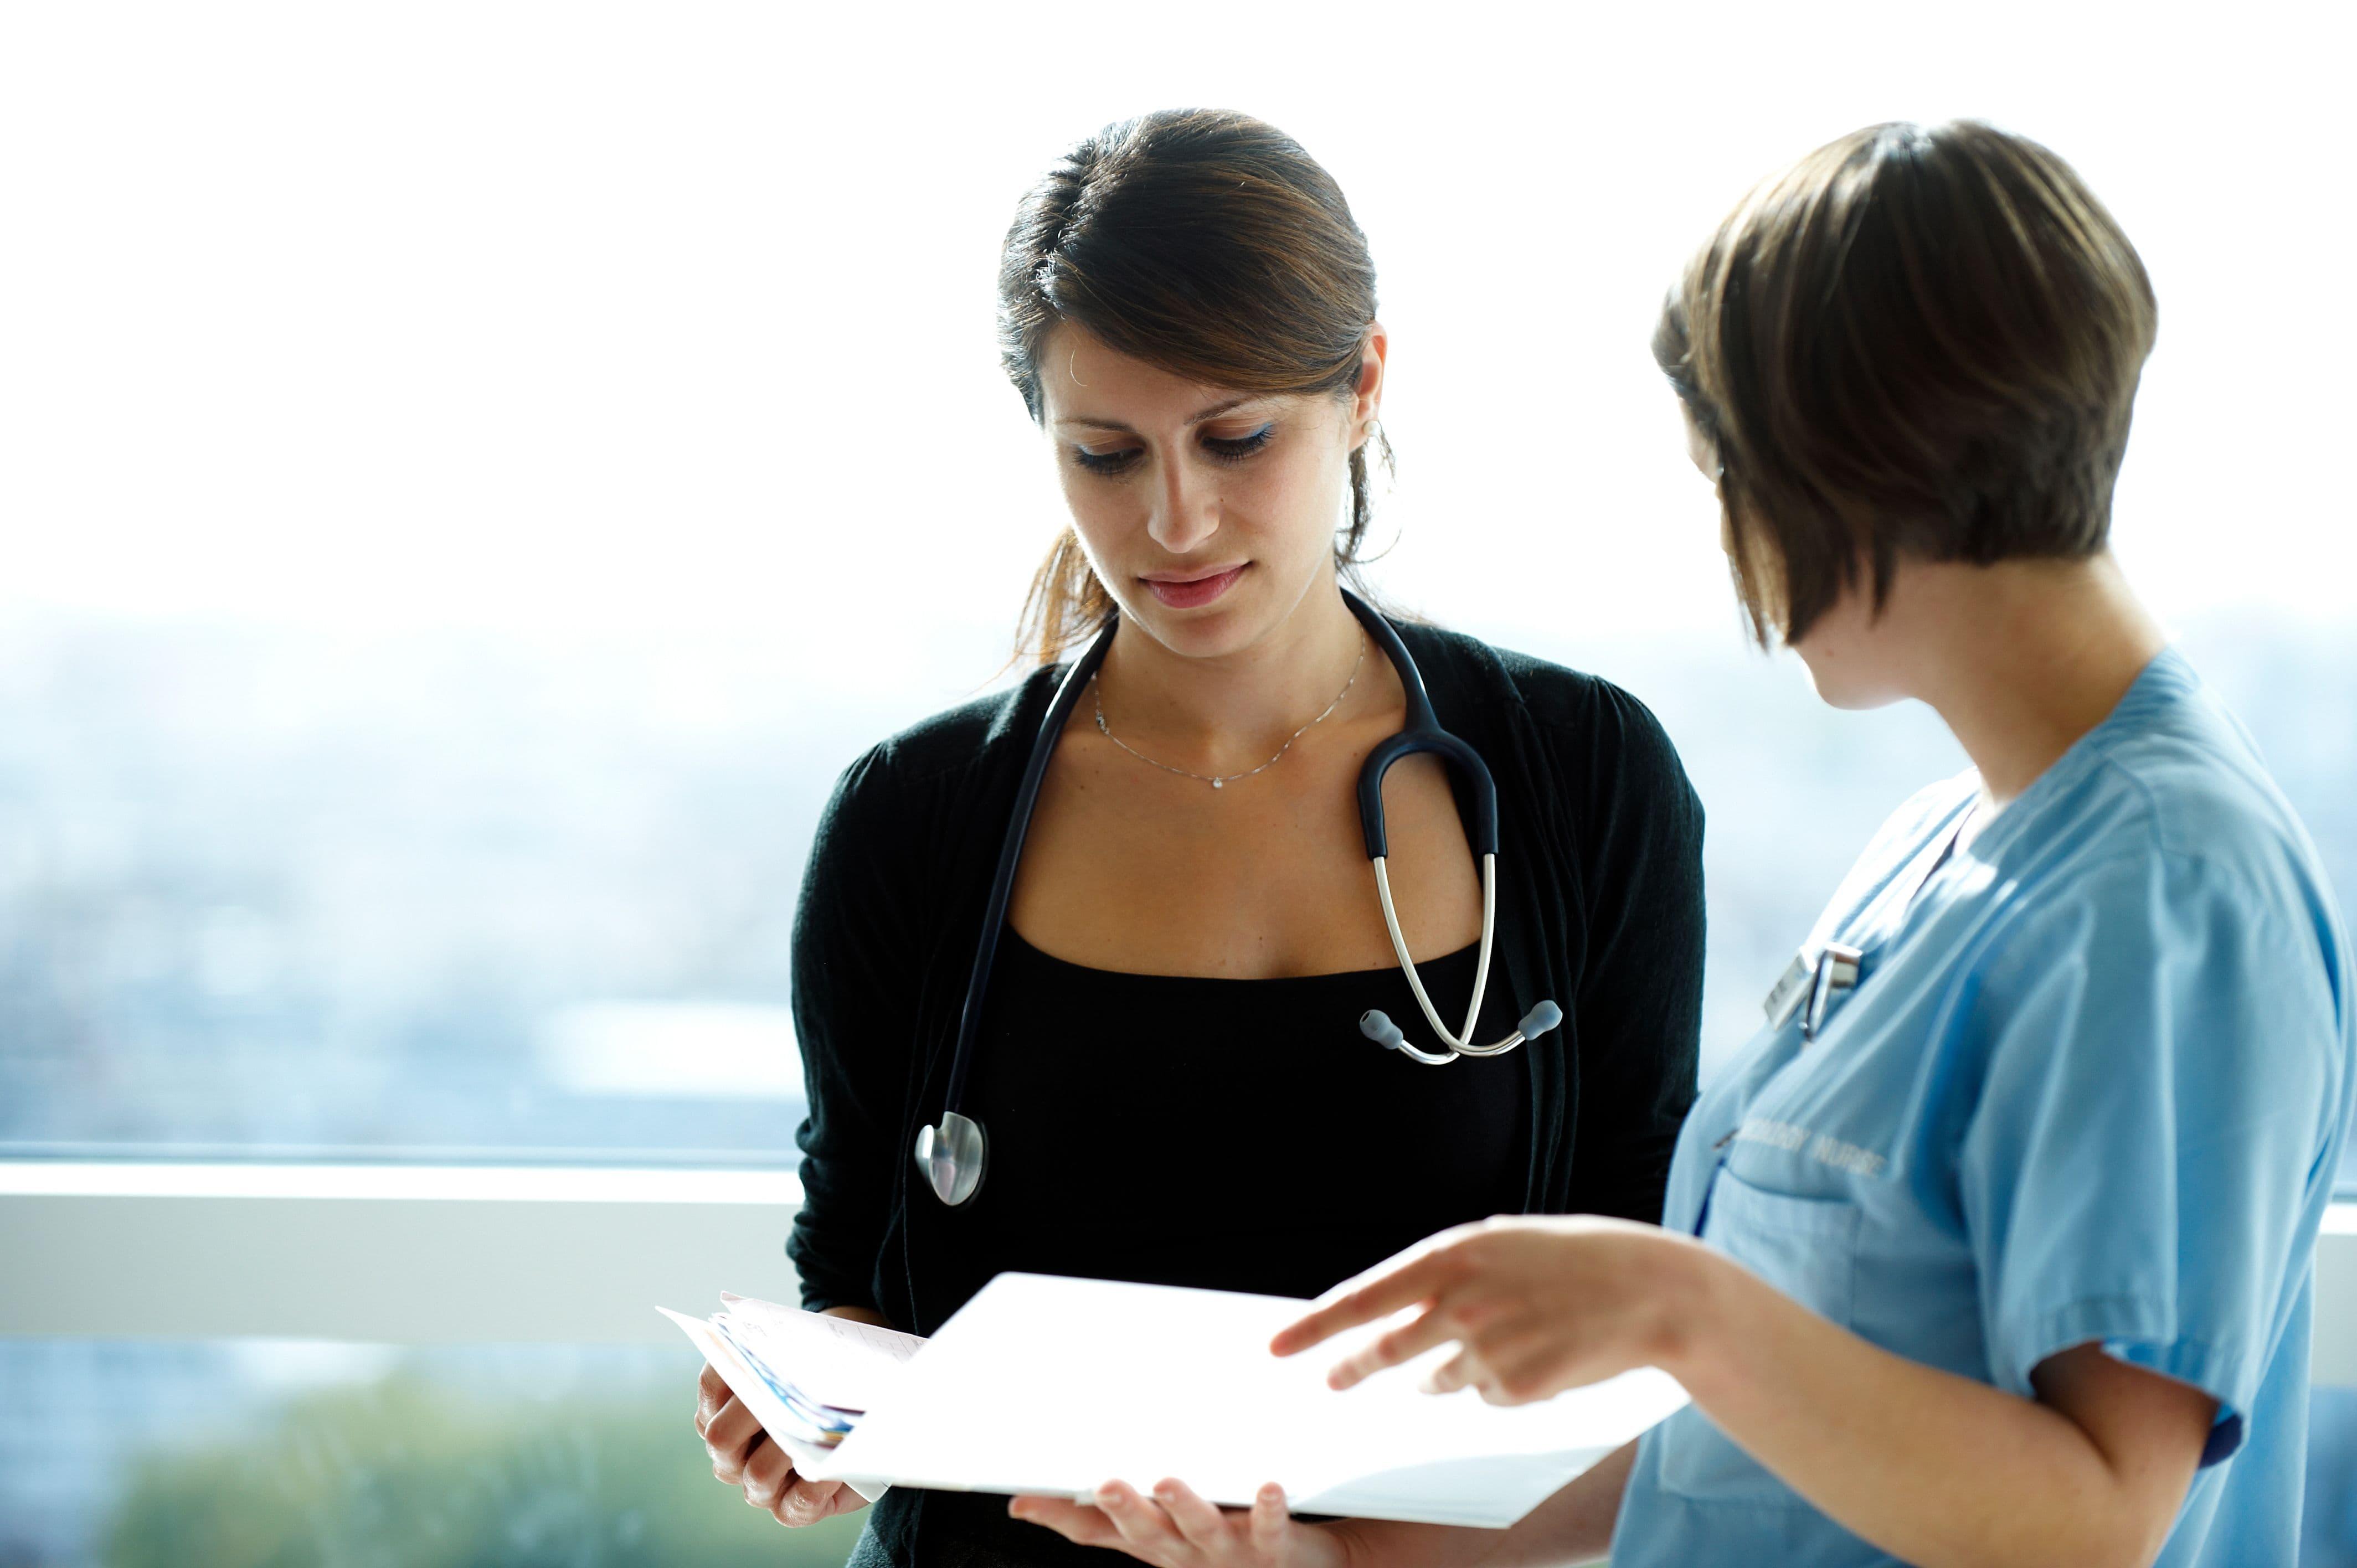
[3,7,2350,1565]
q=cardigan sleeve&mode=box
[784,744,921,1317]
[1556,679,1706,1225]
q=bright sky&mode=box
[4,2,2350,658]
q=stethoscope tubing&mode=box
[918,586,1556,1204]
[939,620,1117,1116]
[1372,853,1503,1058]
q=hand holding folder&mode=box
[668,1293,926,1511]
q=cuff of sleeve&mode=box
[2003,1296,2250,1467]
[785,1224,884,1320]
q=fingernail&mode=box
[1096,1484,1121,1507]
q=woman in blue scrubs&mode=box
[1016,120,2356,1567]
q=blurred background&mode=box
[2,1,2351,1563]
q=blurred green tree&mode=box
[102,1370,868,1567]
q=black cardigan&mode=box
[785,616,1706,1338]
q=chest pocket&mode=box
[1655,1166,1861,1507]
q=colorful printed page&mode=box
[660,1294,927,1506]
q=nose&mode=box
[1146,448,1219,556]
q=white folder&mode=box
[797,1272,1688,1529]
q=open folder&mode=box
[665,1272,1689,1528]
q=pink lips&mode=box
[1144,564,1247,609]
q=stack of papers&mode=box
[660,1291,926,1504]
[664,1273,1690,1529]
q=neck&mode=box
[1893,552,2167,806]
[1094,574,1373,771]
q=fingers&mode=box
[1423,1321,1581,1405]
[694,1363,731,1433]
[1007,1496,1123,1550]
[1422,1347,1477,1395]
[1248,1484,1291,1553]
[1012,1480,1285,1564]
[1326,1297,1469,1391]
[1473,1328,1593,1406]
[703,1396,765,1481]
[738,1436,797,1510]
[771,1476,847,1528]
[1151,1477,1227,1549]
[1270,1234,1468,1358]
[1094,1479,1189,1560]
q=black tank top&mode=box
[865,926,1532,1567]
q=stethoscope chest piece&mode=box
[914,1111,986,1205]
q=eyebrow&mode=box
[1052,394,1266,434]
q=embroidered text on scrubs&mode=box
[1733,1117,1888,1177]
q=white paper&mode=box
[661,1296,926,1507]
[806,1272,1690,1529]
[715,1290,926,1413]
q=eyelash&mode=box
[1072,423,1276,476]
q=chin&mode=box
[1115,589,1259,660]
[1793,646,1903,711]
[1149,611,1260,660]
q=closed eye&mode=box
[1072,443,1143,476]
[1202,423,1275,463]
[1068,421,1275,477]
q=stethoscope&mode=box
[913,587,1563,1206]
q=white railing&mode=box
[3,1163,2354,1386]
[0,1162,803,1344]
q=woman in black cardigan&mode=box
[692,107,1705,1568]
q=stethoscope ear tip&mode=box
[1358,1009,1407,1050]
[1519,1000,1563,1039]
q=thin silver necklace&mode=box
[1092,632,1367,790]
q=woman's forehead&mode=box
[1038,322,1283,429]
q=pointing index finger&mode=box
[1269,1249,1450,1360]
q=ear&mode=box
[1350,323,1388,448]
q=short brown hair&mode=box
[998,109,1390,663]
[1654,121,2158,644]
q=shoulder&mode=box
[2026,655,2337,921]
[824,666,1061,814]
[1976,668,2351,1041]
[1395,618,1693,795]
[800,669,1063,889]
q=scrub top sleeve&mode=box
[785,746,920,1319]
[1957,851,2340,1464]
[1559,683,1706,1225]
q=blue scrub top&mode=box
[1613,648,2355,1568]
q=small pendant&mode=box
[1211,778,1224,789]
